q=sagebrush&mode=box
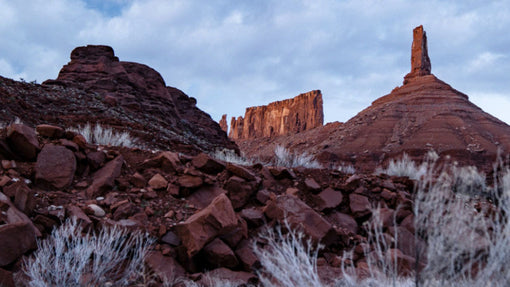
[70,123,140,148]
[22,219,153,287]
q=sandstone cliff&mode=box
[228,90,323,139]
[236,26,510,172]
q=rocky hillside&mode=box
[0,122,424,285]
[227,90,323,139]
[236,26,510,172]
[0,45,237,154]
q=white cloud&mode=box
[0,0,509,126]
[470,93,510,125]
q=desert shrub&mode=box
[336,163,356,174]
[273,145,322,169]
[449,164,487,196]
[413,162,510,286]
[253,221,324,287]
[255,154,510,287]
[375,153,430,180]
[70,123,140,148]
[211,148,254,166]
[22,219,154,287]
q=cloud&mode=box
[1,0,509,125]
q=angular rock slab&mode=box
[202,238,239,268]
[6,124,40,160]
[35,144,77,189]
[265,195,336,245]
[86,155,124,198]
[175,194,238,256]
[0,222,37,266]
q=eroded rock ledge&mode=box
[228,90,323,139]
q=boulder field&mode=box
[0,122,424,285]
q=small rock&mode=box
[349,193,371,219]
[36,124,64,139]
[1,160,16,170]
[315,188,343,211]
[161,231,181,246]
[304,178,321,193]
[148,173,168,190]
[87,151,106,170]
[226,163,256,181]
[223,176,255,210]
[285,187,299,196]
[130,172,146,188]
[87,204,105,217]
[164,210,175,218]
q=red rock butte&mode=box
[1,45,237,154]
[236,25,510,171]
[228,90,323,139]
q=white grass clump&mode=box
[375,153,430,180]
[1,117,22,129]
[336,163,356,174]
[253,221,323,287]
[211,148,254,166]
[274,145,322,169]
[22,219,153,287]
[70,123,139,147]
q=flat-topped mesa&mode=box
[229,90,323,140]
[403,25,431,84]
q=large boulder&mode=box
[223,176,255,210]
[192,153,225,175]
[6,124,40,160]
[0,222,37,266]
[86,155,124,198]
[264,195,337,245]
[0,192,41,237]
[35,144,77,189]
[174,194,238,256]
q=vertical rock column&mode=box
[404,25,431,84]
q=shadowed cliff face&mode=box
[235,26,510,172]
[0,45,237,154]
[228,90,323,139]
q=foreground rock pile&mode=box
[0,122,424,286]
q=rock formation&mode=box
[219,114,228,133]
[229,90,323,139]
[236,26,510,172]
[404,25,431,84]
[0,45,237,154]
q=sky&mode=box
[1,0,510,126]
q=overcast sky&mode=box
[1,0,509,126]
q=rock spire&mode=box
[404,25,431,84]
